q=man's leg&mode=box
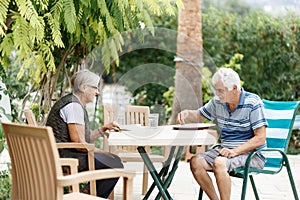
[213,157,231,200]
[190,155,219,200]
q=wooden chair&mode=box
[198,100,300,200]
[23,108,80,191]
[103,104,168,195]
[23,108,97,196]
[2,122,135,200]
[23,108,38,126]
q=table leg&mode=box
[144,146,176,199]
[155,146,184,200]
[138,146,171,200]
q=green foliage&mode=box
[0,0,9,37]
[0,0,180,122]
[202,8,300,101]
[0,170,11,199]
[112,2,300,127]
[103,12,178,124]
[202,0,257,17]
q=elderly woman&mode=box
[46,69,123,198]
[177,67,267,200]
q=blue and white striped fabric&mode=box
[262,100,300,171]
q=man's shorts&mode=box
[200,148,265,171]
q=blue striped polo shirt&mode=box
[199,88,268,150]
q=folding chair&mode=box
[199,99,299,200]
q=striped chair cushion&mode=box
[262,100,299,170]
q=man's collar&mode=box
[238,87,245,105]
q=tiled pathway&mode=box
[114,155,300,200]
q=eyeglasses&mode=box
[87,85,100,91]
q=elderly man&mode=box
[178,67,267,200]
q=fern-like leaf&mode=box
[142,9,154,35]
[142,0,162,16]
[0,33,13,57]
[0,0,10,36]
[50,0,63,18]
[17,0,45,41]
[62,0,76,33]
[45,13,64,48]
[97,0,117,35]
[101,40,111,68]
[12,15,32,53]
[33,0,49,11]
[38,43,56,71]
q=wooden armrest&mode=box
[57,169,135,200]
[56,142,96,195]
[59,158,79,192]
[60,158,79,168]
[56,142,95,151]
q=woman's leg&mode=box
[93,153,124,198]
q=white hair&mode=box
[212,67,241,91]
[71,69,100,93]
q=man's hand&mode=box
[218,148,238,158]
[177,110,190,124]
[177,110,202,124]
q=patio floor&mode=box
[113,154,300,200]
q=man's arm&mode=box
[177,109,204,124]
[219,126,266,158]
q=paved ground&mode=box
[113,154,300,200]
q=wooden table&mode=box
[108,124,216,200]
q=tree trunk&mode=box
[169,0,203,124]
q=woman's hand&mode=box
[100,121,121,134]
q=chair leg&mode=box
[198,187,203,200]
[241,174,249,200]
[249,175,260,200]
[142,164,149,195]
[283,156,299,200]
[109,190,114,200]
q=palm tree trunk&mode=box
[169,0,203,124]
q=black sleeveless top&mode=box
[46,93,90,171]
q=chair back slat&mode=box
[262,99,300,169]
[125,105,150,126]
[103,104,118,124]
[2,123,62,200]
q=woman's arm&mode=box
[68,123,86,142]
[68,123,88,152]
[90,122,121,143]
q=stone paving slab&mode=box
[114,155,300,200]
